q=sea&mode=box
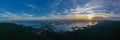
[0,20,98,32]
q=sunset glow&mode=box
[87,14,95,20]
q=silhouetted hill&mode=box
[72,21,120,40]
[0,23,41,40]
[0,21,120,40]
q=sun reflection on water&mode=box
[88,20,98,26]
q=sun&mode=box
[87,14,95,20]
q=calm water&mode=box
[0,20,98,31]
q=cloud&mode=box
[26,4,37,9]
[53,0,120,19]
[0,11,34,20]
[1,0,120,20]
[46,0,120,20]
[0,11,62,20]
[0,11,20,19]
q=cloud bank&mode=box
[0,0,120,20]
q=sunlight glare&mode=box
[87,14,94,20]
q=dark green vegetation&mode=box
[0,21,120,40]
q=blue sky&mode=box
[0,0,120,20]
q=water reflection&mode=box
[54,20,98,32]
[16,20,98,32]
[1,20,98,32]
[88,20,98,26]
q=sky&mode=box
[0,0,120,20]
